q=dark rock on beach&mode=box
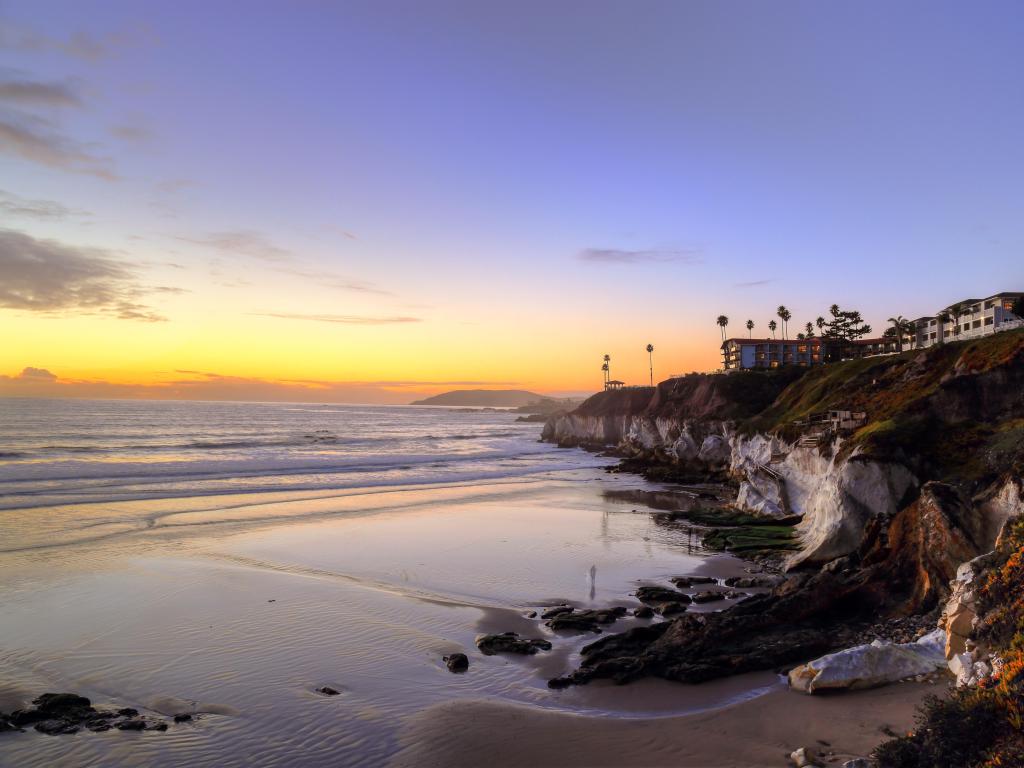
[670,576,716,588]
[545,606,628,633]
[1,692,174,736]
[635,586,692,605]
[173,713,193,723]
[634,605,655,619]
[540,605,574,620]
[116,719,146,731]
[476,632,552,656]
[316,686,341,696]
[443,653,469,672]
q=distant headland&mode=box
[409,389,546,407]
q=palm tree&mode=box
[902,319,917,350]
[937,311,951,343]
[777,306,792,339]
[816,316,825,332]
[716,315,729,341]
[768,319,777,339]
[601,361,609,389]
[602,354,611,387]
[745,319,754,338]
[646,344,654,387]
[948,303,964,336]
[888,315,906,353]
[804,321,814,338]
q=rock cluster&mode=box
[0,693,171,735]
[544,606,628,633]
[937,552,1001,687]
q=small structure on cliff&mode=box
[605,379,625,391]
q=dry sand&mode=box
[390,679,941,768]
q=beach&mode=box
[0,399,935,767]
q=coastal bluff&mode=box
[541,330,1024,695]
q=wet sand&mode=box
[391,681,939,768]
[0,472,939,767]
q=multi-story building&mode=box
[721,337,825,370]
[912,292,1023,348]
[721,291,1022,371]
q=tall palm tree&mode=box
[646,344,654,386]
[804,321,814,337]
[902,319,917,350]
[745,319,754,338]
[768,319,777,339]
[777,306,791,339]
[716,315,729,342]
[888,315,906,353]
[602,354,610,387]
[816,316,825,332]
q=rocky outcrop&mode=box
[788,629,946,693]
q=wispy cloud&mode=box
[0,74,83,107]
[0,114,117,179]
[0,228,177,321]
[252,312,421,325]
[178,230,292,262]
[0,22,153,61]
[0,189,89,219]
[577,247,702,264]
[734,279,774,287]
[276,267,392,295]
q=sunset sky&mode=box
[2,1,1023,404]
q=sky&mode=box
[1,0,1022,404]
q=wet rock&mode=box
[116,719,146,731]
[476,632,552,656]
[634,606,654,618]
[173,713,193,723]
[524,610,537,619]
[670,576,716,588]
[724,575,781,589]
[315,686,341,696]
[546,607,628,633]
[691,590,725,603]
[86,720,112,732]
[788,630,947,693]
[443,653,469,673]
[541,605,574,620]
[634,586,692,615]
[117,707,139,717]
[34,719,80,735]
[146,722,169,732]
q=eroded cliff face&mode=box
[544,332,1024,584]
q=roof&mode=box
[721,337,824,348]
[607,379,625,385]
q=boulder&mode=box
[788,629,947,693]
[476,633,552,656]
[670,576,716,588]
[443,653,469,673]
[790,746,821,767]
[315,686,341,696]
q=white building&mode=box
[912,292,1023,349]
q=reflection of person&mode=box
[588,564,596,600]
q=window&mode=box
[973,320,981,329]
[1003,299,1016,311]
[963,324,971,332]
[985,317,993,326]
[986,301,995,309]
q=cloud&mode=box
[276,267,392,296]
[14,366,57,381]
[734,279,774,287]
[0,115,117,179]
[0,74,83,107]
[252,312,421,325]
[178,230,292,262]
[0,228,175,321]
[0,22,153,61]
[0,369,523,405]
[0,189,89,219]
[577,248,702,264]
[109,123,151,142]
